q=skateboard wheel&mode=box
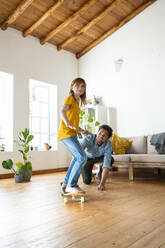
[81,197,85,203]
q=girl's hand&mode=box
[61,104,76,130]
[78,127,92,135]
[67,123,76,130]
[82,130,92,135]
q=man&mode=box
[81,124,114,191]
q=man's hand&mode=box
[97,183,105,191]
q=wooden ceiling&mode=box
[0,0,156,59]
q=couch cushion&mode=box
[113,154,130,162]
[130,154,165,163]
[126,136,147,154]
[110,134,132,154]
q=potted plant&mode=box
[1,128,34,183]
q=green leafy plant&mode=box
[1,128,34,182]
[79,109,100,133]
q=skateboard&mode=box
[61,183,85,203]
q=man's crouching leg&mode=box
[81,158,94,185]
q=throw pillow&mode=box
[110,133,132,154]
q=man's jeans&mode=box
[81,156,114,185]
[61,136,87,187]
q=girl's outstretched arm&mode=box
[61,104,76,130]
[79,127,92,135]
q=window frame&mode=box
[29,80,57,151]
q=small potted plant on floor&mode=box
[1,128,34,183]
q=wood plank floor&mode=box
[0,170,165,248]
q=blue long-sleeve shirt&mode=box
[81,134,112,169]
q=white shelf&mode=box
[80,105,108,133]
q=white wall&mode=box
[79,0,165,137]
[0,28,76,174]
[1,0,164,174]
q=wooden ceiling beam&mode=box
[57,0,122,51]
[23,0,65,37]
[76,0,157,59]
[40,0,96,45]
[1,0,35,31]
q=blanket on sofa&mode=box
[150,132,165,154]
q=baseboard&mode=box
[0,167,68,179]
[32,168,68,175]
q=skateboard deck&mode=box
[61,184,85,203]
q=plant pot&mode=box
[44,143,51,150]
[14,174,23,183]
[23,168,32,181]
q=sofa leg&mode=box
[128,164,133,181]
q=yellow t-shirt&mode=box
[57,95,80,140]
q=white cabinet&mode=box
[80,105,108,134]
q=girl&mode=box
[58,78,90,193]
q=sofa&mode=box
[112,135,165,180]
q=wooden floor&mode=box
[1,169,165,248]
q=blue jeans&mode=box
[61,136,87,187]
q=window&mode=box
[29,79,57,150]
[0,71,13,152]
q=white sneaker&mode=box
[65,186,79,194]
[66,186,85,194]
